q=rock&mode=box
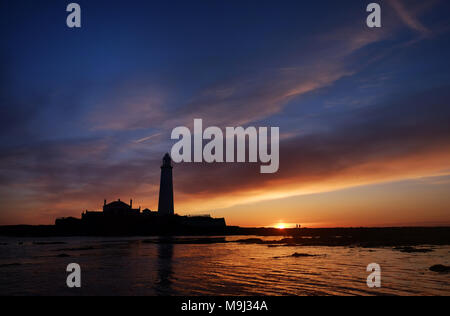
[33,241,66,245]
[394,246,433,253]
[56,253,71,258]
[56,246,95,252]
[291,253,317,257]
[235,238,266,244]
[429,265,450,273]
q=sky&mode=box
[1,0,450,227]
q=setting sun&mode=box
[275,223,286,229]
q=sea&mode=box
[0,236,448,296]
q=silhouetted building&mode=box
[55,153,226,235]
[142,208,157,215]
[158,153,174,216]
[81,199,140,221]
[103,199,140,216]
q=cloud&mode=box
[389,0,431,36]
[171,86,450,211]
[133,132,163,144]
[161,3,439,131]
[163,28,388,130]
[83,13,401,133]
[88,82,167,131]
[169,65,350,129]
[4,86,448,224]
[0,136,164,224]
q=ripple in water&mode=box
[0,236,448,296]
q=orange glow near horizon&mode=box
[2,172,450,228]
[166,147,450,228]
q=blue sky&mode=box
[1,0,450,226]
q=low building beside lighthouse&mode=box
[81,199,141,221]
[103,199,140,216]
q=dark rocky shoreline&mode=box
[1,226,449,248]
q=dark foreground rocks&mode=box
[429,265,450,273]
[1,226,449,248]
[394,246,433,253]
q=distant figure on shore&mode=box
[158,153,174,216]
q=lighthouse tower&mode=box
[158,153,174,216]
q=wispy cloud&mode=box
[133,132,163,144]
[172,86,450,211]
[164,25,393,129]
[389,0,431,36]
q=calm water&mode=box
[0,236,448,296]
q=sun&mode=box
[275,223,286,229]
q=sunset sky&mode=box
[1,0,450,227]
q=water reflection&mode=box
[0,236,449,296]
[154,238,174,295]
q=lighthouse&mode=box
[158,153,174,216]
